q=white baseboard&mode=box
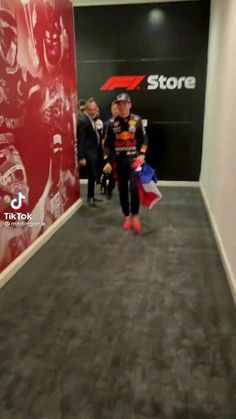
[80,179,200,187]
[157,181,199,187]
[200,184,236,305]
[74,0,192,7]
[0,198,83,291]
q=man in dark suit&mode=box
[78,99,103,206]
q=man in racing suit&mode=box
[104,93,148,232]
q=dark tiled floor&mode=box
[0,187,235,419]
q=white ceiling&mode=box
[73,0,197,7]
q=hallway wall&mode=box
[74,0,210,181]
[0,0,79,274]
[201,0,236,301]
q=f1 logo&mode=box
[100,76,145,91]
[100,74,196,91]
[10,192,26,210]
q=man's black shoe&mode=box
[94,197,103,202]
[87,198,96,207]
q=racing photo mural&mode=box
[0,0,79,272]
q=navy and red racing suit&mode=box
[104,113,148,216]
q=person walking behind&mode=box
[101,101,120,198]
[77,99,103,206]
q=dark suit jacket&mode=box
[77,112,99,160]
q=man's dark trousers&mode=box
[86,149,98,199]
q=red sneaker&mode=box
[123,216,131,230]
[131,215,142,233]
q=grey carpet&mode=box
[0,186,235,419]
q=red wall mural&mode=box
[0,0,79,273]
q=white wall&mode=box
[201,0,236,303]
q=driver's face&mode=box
[117,101,131,117]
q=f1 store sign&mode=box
[100,75,196,91]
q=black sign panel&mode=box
[74,1,210,180]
